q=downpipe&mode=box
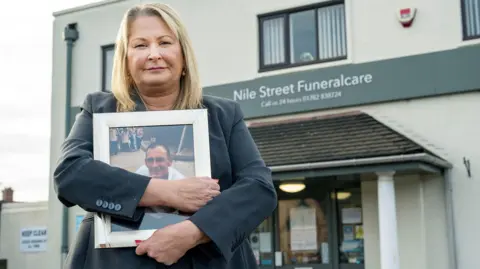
[444,168,459,269]
[61,23,79,267]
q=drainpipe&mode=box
[444,168,459,269]
[61,23,79,267]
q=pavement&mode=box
[110,149,145,173]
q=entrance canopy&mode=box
[248,111,451,180]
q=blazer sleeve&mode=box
[53,93,151,221]
[188,102,278,262]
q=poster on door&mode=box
[289,207,317,251]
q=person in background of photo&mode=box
[128,128,137,150]
[135,143,185,180]
[120,128,130,152]
[53,3,277,269]
[109,128,118,155]
[136,127,144,150]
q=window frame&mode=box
[257,1,347,72]
[460,0,480,40]
[101,44,115,92]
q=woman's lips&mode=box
[147,66,166,70]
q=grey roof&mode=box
[249,112,432,167]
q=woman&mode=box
[53,2,277,269]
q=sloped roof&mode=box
[249,112,432,167]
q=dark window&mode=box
[461,0,480,40]
[259,2,347,71]
[0,259,7,269]
[101,44,115,92]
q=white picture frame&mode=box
[92,109,211,249]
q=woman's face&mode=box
[127,15,184,90]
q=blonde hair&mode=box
[111,3,203,112]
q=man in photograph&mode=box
[134,143,187,220]
[135,143,185,180]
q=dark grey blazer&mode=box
[53,91,277,269]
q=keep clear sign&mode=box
[20,227,47,252]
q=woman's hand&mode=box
[165,177,221,212]
[135,220,209,265]
[139,177,220,211]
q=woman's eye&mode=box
[160,41,171,45]
[134,44,146,48]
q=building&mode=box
[48,1,480,269]
[0,188,49,269]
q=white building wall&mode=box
[132,0,473,86]
[252,91,480,269]
[361,174,450,269]
[51,0,475,107]
[48,0,480,269]
[0,202,49,269]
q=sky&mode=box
[0,0,100,202]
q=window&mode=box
[249,178,364,269]
[336,187,364,265]
[259,2,347,71]
[250,217,274,266]
[101,45,115,92]
[461,0,480,40]
[0,259,6,269]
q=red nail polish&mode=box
[135,240,143,245]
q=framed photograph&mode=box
[92,109,211,248]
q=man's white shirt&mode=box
[135,165,186,180]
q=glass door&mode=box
[249,177,365,269]
[274,179,333,269]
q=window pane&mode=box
[289,10,317,64]
[337,187,364,264]
[463,0,480,38]
[318,4,347,60]
[103,47,114,91]
[250,217,274,266]
[262,17,286,66]
[278,198,329,265]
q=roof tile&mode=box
[249,113,428,167]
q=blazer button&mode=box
[108,202,115,210]
[102,201,109,209]
[114,204,122,211]
[96,199,103,207]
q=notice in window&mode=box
[341,207,362,224]
[259,232,272,252]
[289,207,317,251]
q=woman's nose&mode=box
[148,46,163,60]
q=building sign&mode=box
[20,227,47,252]
[203,45,480,119]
